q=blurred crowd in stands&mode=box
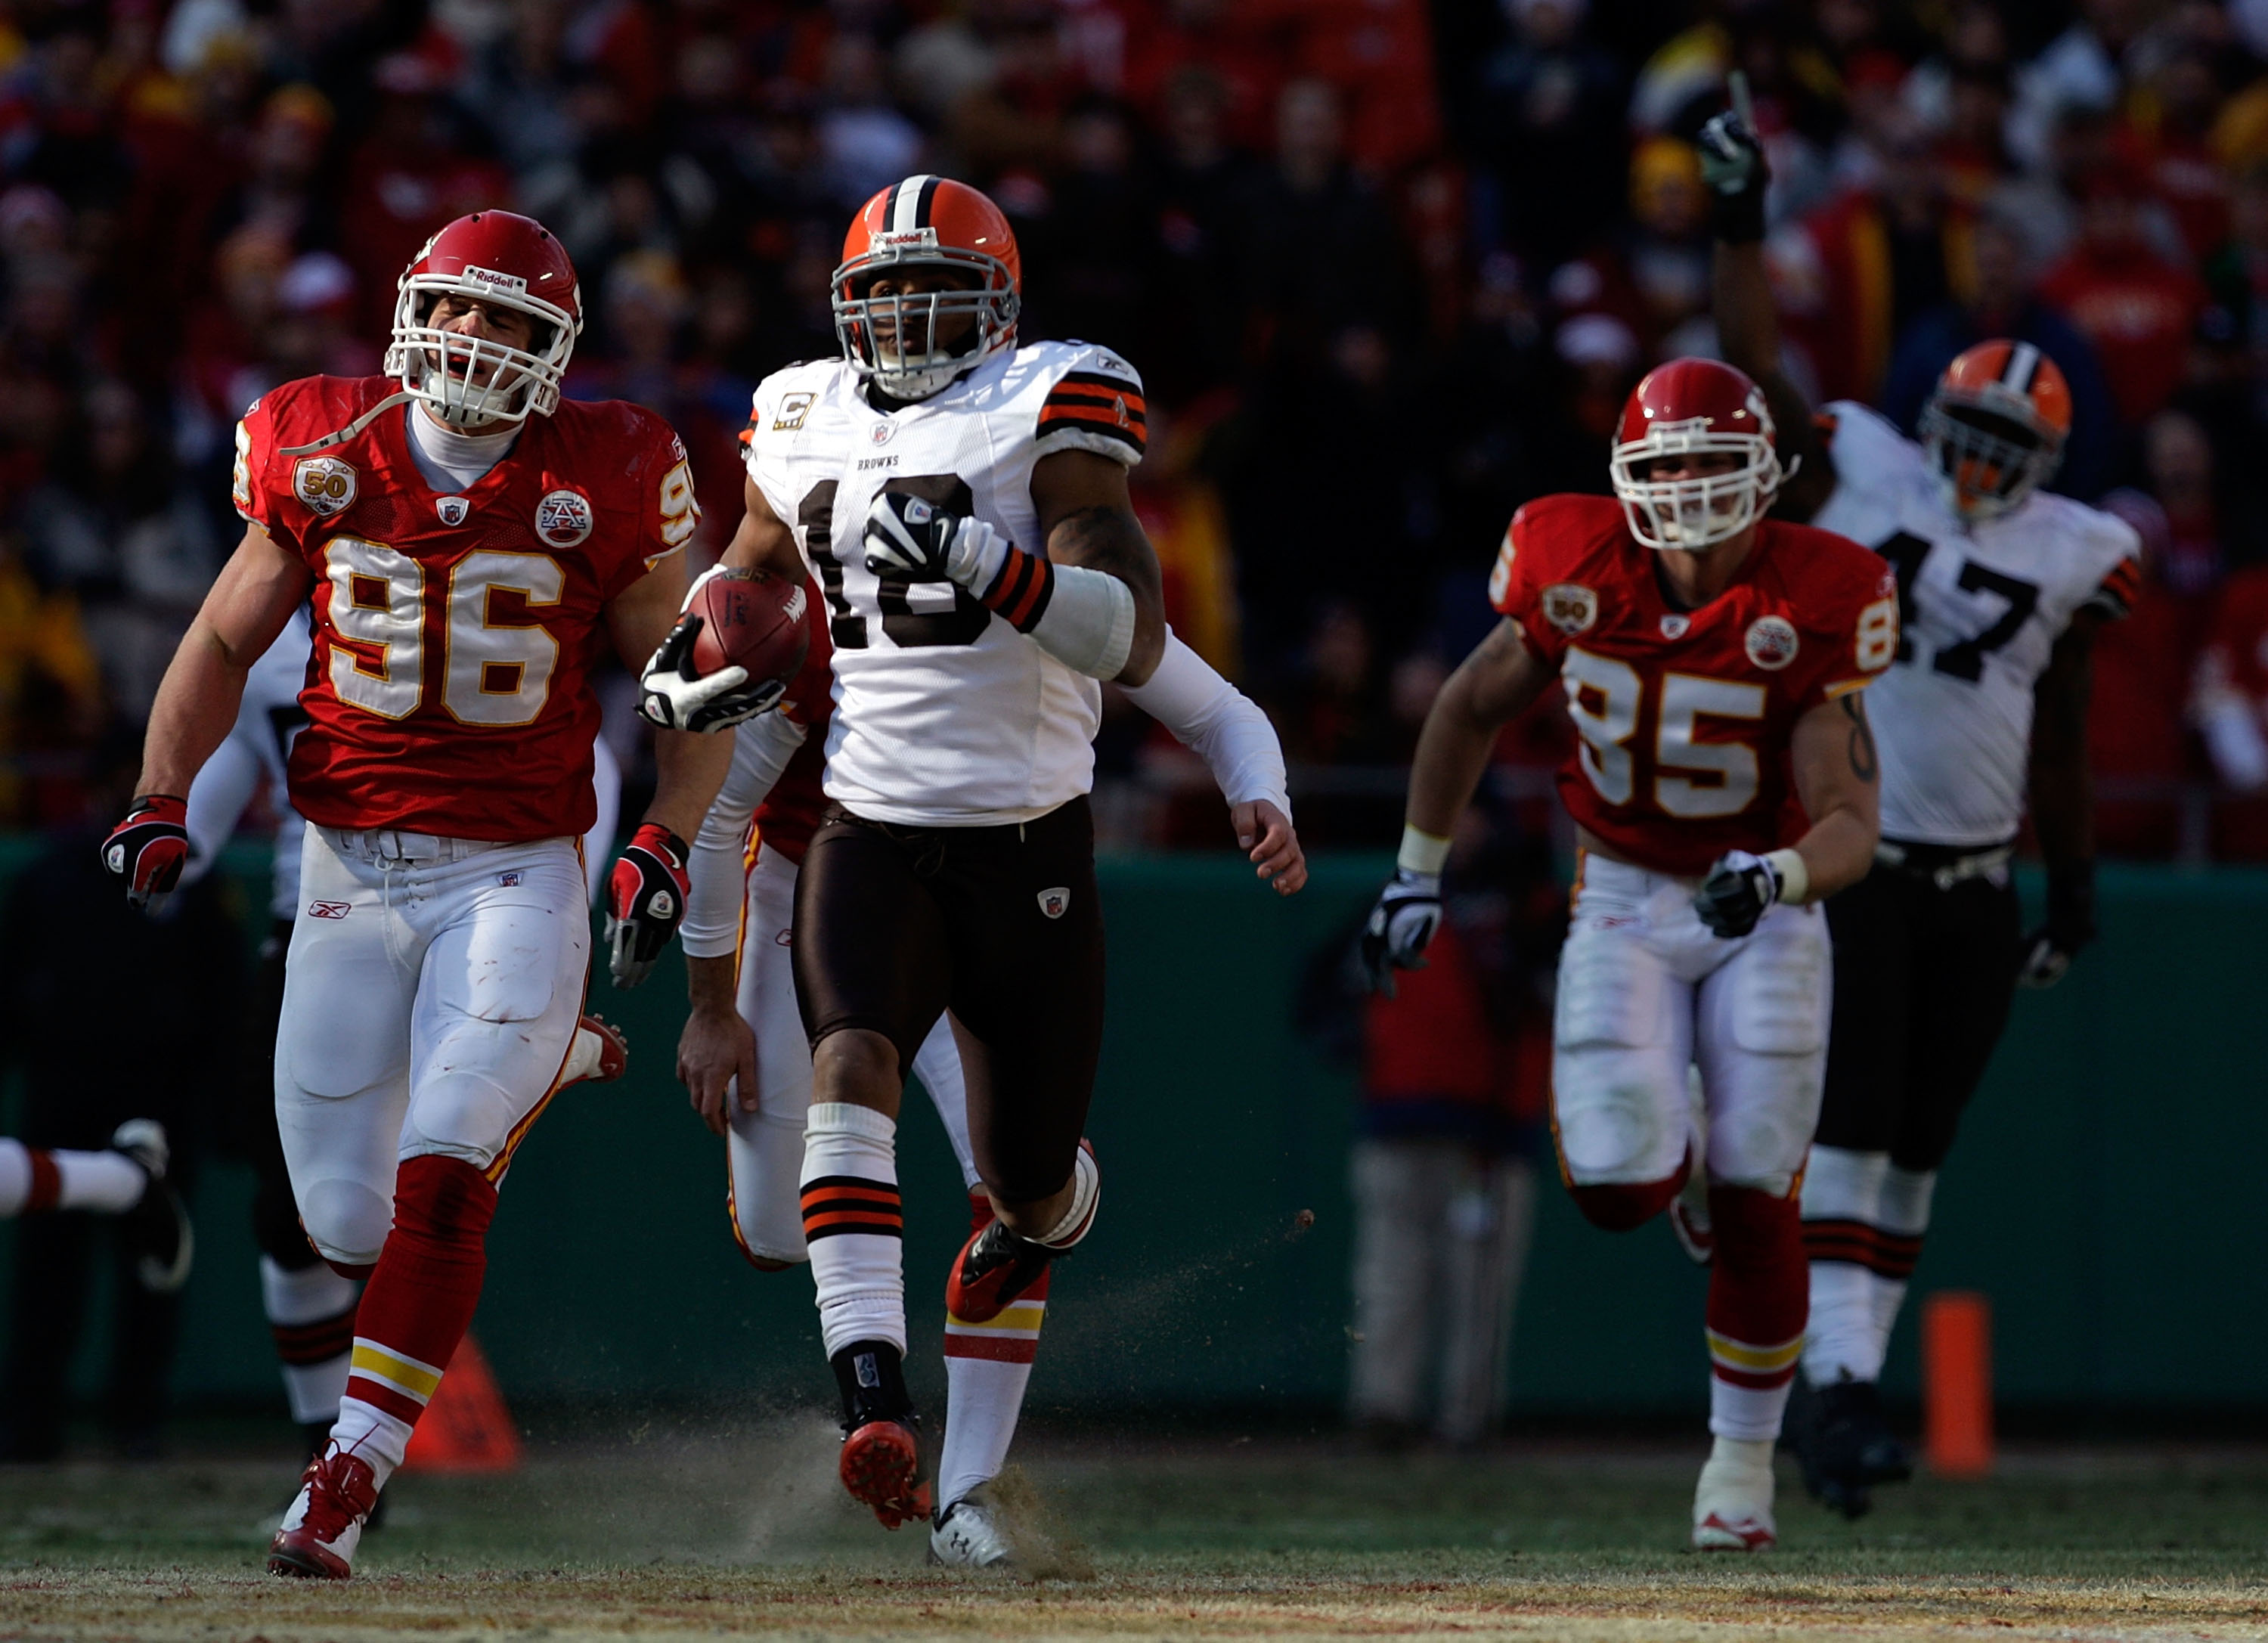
[0,0,2263,855]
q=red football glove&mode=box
[606,823,691,988]
[103,794,190,913]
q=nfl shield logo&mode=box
[436,495,469,525]
[1037,886,1070,919]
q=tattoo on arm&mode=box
[1841,693,1878,782]
[1047,504,1163,600]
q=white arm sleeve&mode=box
[180,730,262,888]
[680,709,807,960]
[1117,633,1291,819]
[1030,563,1136,680]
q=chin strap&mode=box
[277,390,420,457]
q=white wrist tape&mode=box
[1028,563,1136,679]
[1398,826,1452,876]
[1764,847,1809,904]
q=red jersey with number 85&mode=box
[1490,494,1897,876]
[234,375,699,840]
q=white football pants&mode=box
[728,842,974,1264]
[1552,854,1830,1195]
[276,825,590,1267]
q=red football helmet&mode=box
[386,210,582,428]
[832,175,1021,401]
[1609,358,1783,551]
[1919,340,2071,520]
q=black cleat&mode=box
[110,1121,194,1294]
[1789,1378,1911,1520]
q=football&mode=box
[686,567,810,688]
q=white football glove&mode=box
[1359,870,1443,998]
[863,491,1008,590]
[635,566,782,733]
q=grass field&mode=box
[5,1424,2266,1641]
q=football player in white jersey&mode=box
[640,175,1306,1536]
[178,606,630,1470]
[1701,108,2141,1515]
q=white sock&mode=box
[1036,1143,1099,1249]
[800,1102,905,1356]
[327,1395,414,1490]
[56,1148,149,1213]
[940,1193,1044,1508]
[1709,1369,1796,1441]
[1868,1165,1937,1370]
[1800,1145,1892,1387]
[262,1257,362,1425]
[0,1139,27,1216]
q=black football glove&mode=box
[2017,859,2096,988]
[636,610,782,733]
[1696,108,1770,246]
[1693,849,1787,938]
[863,491,1005,588]
[1359,870,1443,998]
[606,823,691,988]
[103,794,190,913]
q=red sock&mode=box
[1705,1183,1806,1438]
[330,1155,497,1479]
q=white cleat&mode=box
[1692,1437,1777,1551]
[929,1485,1013,1568]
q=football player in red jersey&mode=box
[105,211,733,1579]
[1367,358,1898,1550]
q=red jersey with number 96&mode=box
[234,375,699,840]
[1490,493,1896,875]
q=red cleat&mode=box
[839,1418,931,1530]
[268,1449,380,1578]
[562,1015,628,1087]
[947,1139,1095,1323]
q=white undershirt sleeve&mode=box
[680,709,807,960]
[181,730,262,888]
[1117,633,1290,819]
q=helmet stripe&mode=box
[915,174,941,228]
[891,175,938,234]
[2003,341,2040,393]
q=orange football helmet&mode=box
[1918,340,2071,520]
[832,175,1021,401]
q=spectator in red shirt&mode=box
[2039,169,2210,426]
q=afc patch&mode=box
[307,901,351,919]
[535,488,594,547]
[1037,886,1071,919]
[772,392,814,431]
[435,495,469,525]
[293,457,357,517]
[1746,615,1800,670]
[1541,582,1598,636]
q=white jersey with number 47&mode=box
[1809,401,2140,848]
[744,340,1148,827]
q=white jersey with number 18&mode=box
[1809,401,2140,848]
[744,339,1148,827]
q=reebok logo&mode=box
[308,901,351,919]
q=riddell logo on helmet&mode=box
[872,228,940,250]
[462,264,529,295]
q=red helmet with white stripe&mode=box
[832,175,1021,401]
[1919,340,2071,520]
[385,210,582,429]
[1610,358,1783,551]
